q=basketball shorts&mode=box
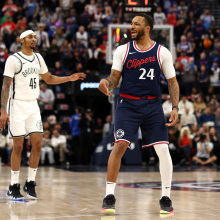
[114,97,169,148]
[7,98,43,138]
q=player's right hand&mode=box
[98,79,112,96]
[0,111,10,130]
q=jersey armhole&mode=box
[13,54,23,74]
[157,45,162,69]
[123,43,130,64]
[35,53,41,67]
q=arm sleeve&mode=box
[36,53,48,74]
[159,46,176,79]
[3,56,20,78]
[111,44,127,72]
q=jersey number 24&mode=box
[139,68,154,80]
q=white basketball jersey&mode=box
[4,52,48,101]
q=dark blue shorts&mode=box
[114,96,169,148]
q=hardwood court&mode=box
[0,166,220,220]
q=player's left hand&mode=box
[165,109,179,127]
[69,73,86,81]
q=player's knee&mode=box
[112,141,128,156]
[13,144,23,154]
[154,144,169,158]
[32,142,43,153]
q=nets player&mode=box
[0,30,86,200]
[98,14,179,214]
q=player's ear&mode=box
[145,25,150,33]
[20,38,24,44]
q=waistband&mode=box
[120,93,158,100]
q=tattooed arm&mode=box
[166,76,180,126]
[98,69,122,96]
[0,76,12,129]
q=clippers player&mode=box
[0,30,86,200]
[99,14,179,214]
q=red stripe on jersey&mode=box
[158,45,162,68]
[142,142,169,148]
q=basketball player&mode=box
[0,30,86,200]
[98,14,179,214]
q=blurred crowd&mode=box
[0,0,220,166]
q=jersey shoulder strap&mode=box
[34,53,41,67]
[12,53,23,74]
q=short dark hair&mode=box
[135,13,154,33]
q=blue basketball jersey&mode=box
[119,41,162,97]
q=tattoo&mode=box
[168,78,179,107]
[1,76,12,111]
[105,70,121,88]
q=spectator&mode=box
[38,83,55,110]
[197,64,210,95]
[192,134,216,165]
[210,61,220,84]
[198,107,215,127]
[167,8,177,27]
[94,117,103,146]
[178,126,192,165]
[102,114,111,138]
[35,23,50,56]
[2,0,18,18]
[40,9,52,24]
[59,0,73,16]
[188,0,202,20]
[193,95,207,117]
[27,17,39,31]
[78,108,95,164]
[53,26,66,47]
[200,9,215,30]
[88,0,97,15]
[80,4,91,28]
[209,95,219,112]
[179,107,197,128]
[162,96,172,122]
[102,6,114,27]
[69,107,83,165]
[177,35,193,56]
[1,15,16,34]
[52,7,65,25]
[41,131,54,165]
[51,129,68,164]
[178,95,194,116]
[23,0,39,23]
[9,36,20,54]
[91,4,103,37]
[86,37,99,71]
[60,39,72,71]
[43,121,52,136]
[179,57,197,96]
[47,115,57,129]
[75,25,90,48]
[153,7,166,25]
[46,39,60,68]
[0,44,9,71]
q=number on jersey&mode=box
[139,68,154,80]
[29,78,37,89]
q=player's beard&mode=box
[30,45,36,50]
[132,29,145,41]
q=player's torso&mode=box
[120,41,161,97]
[10,52,41,101]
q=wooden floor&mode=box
[0,166,220,220]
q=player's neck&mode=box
[135,37,153,51]
[21,48,33,56]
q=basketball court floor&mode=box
[0,165,220,220]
